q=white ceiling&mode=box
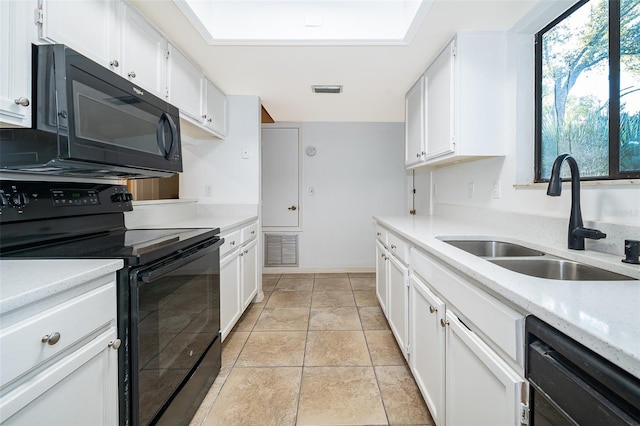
[131,0,540,122]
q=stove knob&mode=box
[10,192,29,206]
[111,192,133,203]
[124,192,133,202]
[0,193,7,208]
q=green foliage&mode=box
[540,0,640,177]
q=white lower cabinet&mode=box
[445,310,527,426]
[410,274,445,426]
[0,275,119,425]
[219,220,260,341]
[220,246,242,340]
[375,241,388,315]
[240,238,258,310]
[375,225,528,426]
[387,254,409,359]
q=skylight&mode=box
[173,0,434,45]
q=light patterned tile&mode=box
[359,306,390,330]
[254,307,310,331]
[313,277,351,291]
[364,330,405,366]
[203,367,301,426]
[353,290,380,307]
[311,291,356,308]
[275,278,314,291]
[235,331,307,367]
[265,290,312,308]
[350,277,376,291]
[309,307,362,330]
[375,365,434,425]
[297,367,387,425]
[305,331,371,366]
[315,273,349,278]
[221,331,250,368]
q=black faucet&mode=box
[546,153,606,250]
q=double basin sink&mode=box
[441,239,636,281]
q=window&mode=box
[535,0,640,181]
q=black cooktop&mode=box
[2,227,219,266]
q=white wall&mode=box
[418,2,639,255]
[266,122,405,270]
[179,95,261,204]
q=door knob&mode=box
[288,205,297,211]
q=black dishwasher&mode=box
[525,316,640,425]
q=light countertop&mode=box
[374,215,640,379]
[136,214,257,234]
[0,259,123,315]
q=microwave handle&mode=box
[156,112,177,160]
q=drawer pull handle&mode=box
[440,319,449,328]
[42,332,61,345]
[429,305,437,314]
[108,339,122,350]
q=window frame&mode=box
[534,0,640,182]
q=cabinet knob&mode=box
[202,114,207,119]
[239,252,244,257]
[108,339,122,350]
[288,205,297,211]
[42,332,61,345]
[14,97,30,107]
[208,118,212,123]
[416,153,420,158]
[244,249,249,254]
[421,151,426,156]
[429,305,437,314]
[251,230,255,235]
[376,232,381,236]
[110,60,119,67]
[440,318,449,328]
[390,244,396,250]
[128,71,136,78]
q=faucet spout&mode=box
[546,153,606,250]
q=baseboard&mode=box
[262,266,375,274]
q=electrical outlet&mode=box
[467,182,474,199]
[204,185,212,196]
[492,180,501,199]
[309,187,315,196]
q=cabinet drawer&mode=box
[240,222,258,245]
[375,225,387,245]
[0,283,116,387]
[220,230,241,257]
[410,248,524,365]
[387,232,409,264]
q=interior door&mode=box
[262,128,299,227]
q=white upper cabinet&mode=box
[404,76,426,167]
[167,45,226,139]
[121,4,168,98]
[406,32,508,169]
[203,79,227,137]
[0,0,37,128]
[167,44,204,122]
[39,0,121,71]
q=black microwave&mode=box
[0,44,182,179]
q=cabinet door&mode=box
[387,255,409,359]
[405,76,426,167]
[0,328,119,425]
[220,251,241,341]
[445,311,526,426]
[121,4,167,98]
[240,239,259,310]
[425,41,455,160]
[40,0,120,70]
[203,79,227,137]
[167,45,203,122]
[0,0,35,127]
[410,275,445,426]
[375,241,388,315]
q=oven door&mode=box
[128,238,222,426]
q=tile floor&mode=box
[190,273,434,426]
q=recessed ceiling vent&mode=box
[312,85,343,94]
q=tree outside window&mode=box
[535,0,640,181]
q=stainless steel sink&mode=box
[488,258,636,281]
[443,240,545,257]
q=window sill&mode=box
[514,179,639,189]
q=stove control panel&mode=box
[0,181,133,223]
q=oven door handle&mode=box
[138,239,223,283]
